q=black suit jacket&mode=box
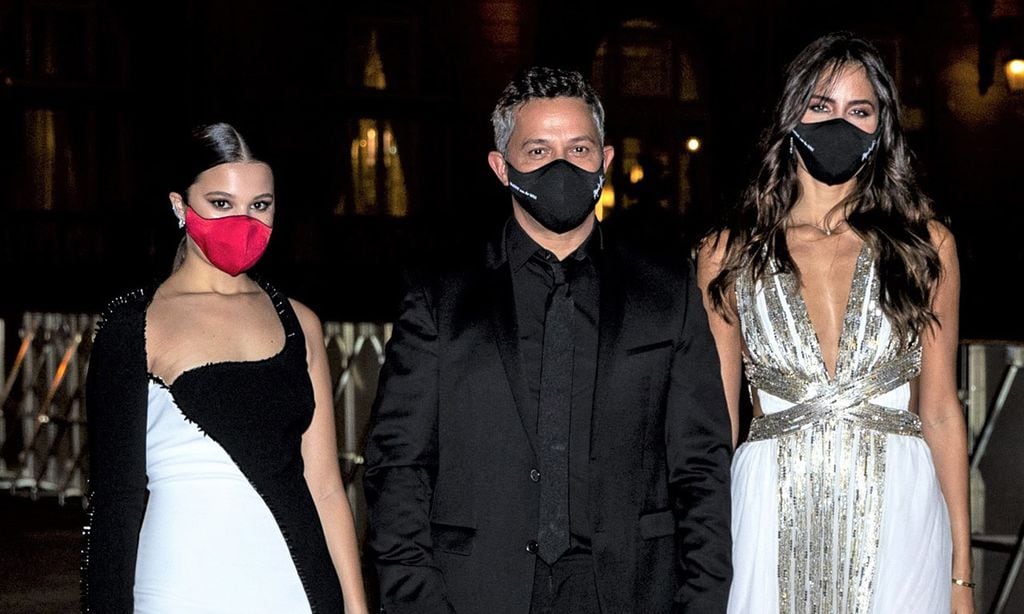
[363,224,732,614]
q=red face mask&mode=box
[184,207,273,276]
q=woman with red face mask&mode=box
[81,122,368,614]
[698,33,972,614]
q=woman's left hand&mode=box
[951,584,975,614]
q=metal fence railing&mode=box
[0,313,391,532]
[0,313,96,505]
[3,318,1023,610]
[961,341,1024,614]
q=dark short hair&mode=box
[490,66,605,156]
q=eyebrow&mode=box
[519,138,551,149]
[203,191,274,200]
[519,135,597,149]
[811,94,876,108]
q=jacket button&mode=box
[526,540,539,554]
[530,469,541,482]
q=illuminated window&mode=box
[339,20,418,216]
[13,3,103,211]
[591,19,708,217]
[622,137,644,194]
[621,43,671,97]
[358,29,387,90]
[345,119,408,216]
[592,19,701,101]
[678,53,700,102]
[347,20,416,92]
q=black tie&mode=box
[537,259,573,564]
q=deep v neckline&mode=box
[783,241,870,384]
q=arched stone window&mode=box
[589,18,709,232]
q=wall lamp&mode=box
[1006,57,1024,92]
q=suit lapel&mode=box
[486,239,538,456]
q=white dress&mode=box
[133,381,312,614]
[81,281,341,612]
[727,245,952,614]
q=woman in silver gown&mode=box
[698,32,973,614]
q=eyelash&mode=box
[208,199,272,211]
[527,146,591,157]
[809,102,872,118]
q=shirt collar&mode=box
[504,217,603,273]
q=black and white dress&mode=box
[81,280,343,613]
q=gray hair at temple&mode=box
[490,66,606,157]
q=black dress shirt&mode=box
[506,219,600,544]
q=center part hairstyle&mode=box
[706,30,941,343]
[172,122,260,202]
[169,122,263,272]
[490,66,606,157]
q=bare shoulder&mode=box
[696,229,731,279]
[926,219,958,259]
[924,221,960,293]
[288,298,326,338]
[697,229,731,258]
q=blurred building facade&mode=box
[1,0,1022,341]
[2,2,1024,611]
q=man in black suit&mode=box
[363,66,732,614]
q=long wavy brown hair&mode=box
[706,31,941,344]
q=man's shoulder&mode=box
[398,237,498,296]
[604,229,696,288]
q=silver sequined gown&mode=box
[727,244,952,614]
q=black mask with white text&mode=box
[791,118,877,185]
[505,158,605,233]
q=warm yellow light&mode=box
[628,165,644,184]
[595,183,615,220]
[686,137,702,152]
[1006,59,1024,92]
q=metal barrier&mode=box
[3,318,1022,609]
[323,321,391,535]
[0,313,96,505]
[962,340,1024,614]
[0,313,391,530]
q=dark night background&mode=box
[2,1,1024,612]
[1,0,1023,341]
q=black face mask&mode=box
[791,118,878,186]
[505,158,605,233]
